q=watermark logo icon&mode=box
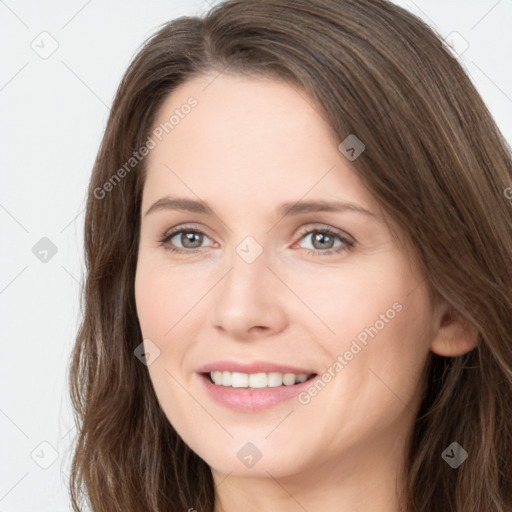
[32,237,58,263]
[31,441,58,469]
[236,236,263,264]
[443,31,469,57]
[442,441,468,468]
[338,134,365,161]
[237,442,263,468]
[134,339,161,366]
[30,31,59,60]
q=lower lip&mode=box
[198,373,317,412]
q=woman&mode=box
[69,0,512,510]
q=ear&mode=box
[430,303,479,357]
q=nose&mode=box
[211,247,288,340]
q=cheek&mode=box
[315,259,434,394]
[134,256,202,340]
[326,279,434,415]
[134,258,206,404]
[301,259,410,344]
[135,271,172,339]
[134,263,194,428]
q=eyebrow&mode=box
[144,196,378,219]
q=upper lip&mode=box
[197,360,316,375]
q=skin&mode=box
[134,73,478,512]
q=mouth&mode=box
[196,361,319,411]
[198,370,319,412]
[201,371,318,389]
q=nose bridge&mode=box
[234,233,266,267]
[211,233,287,336]
[224,233,271,300]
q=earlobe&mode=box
[430,305,479,357]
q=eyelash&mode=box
[158,225,354,257]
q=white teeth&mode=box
[222,370,232,386]
[267,372,283,387]
[212,371,223,385]
[231,372,249,388]
[282,373,296,386]
[249,372,267,388]
[209,371,311,388]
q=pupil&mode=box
[314,232,333,249]
[183,232,201,248]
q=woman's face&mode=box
[134,73,440,481]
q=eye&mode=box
[159,225,214,254]
[158,225,355,256]
[294,226,354,256]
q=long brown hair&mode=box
[69,0,512,510]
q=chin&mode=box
[196,438,309,478]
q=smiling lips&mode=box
[196,360,318,411]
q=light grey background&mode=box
[1,1,511,510]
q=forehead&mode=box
[143,73,377,215]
